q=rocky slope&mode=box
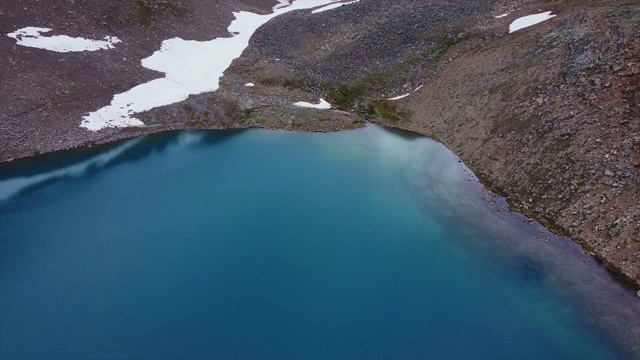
[219,0,640,288]
[0,0,275,160]
[393,2,640,288]
[0,0,638,289]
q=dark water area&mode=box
[1,126,639,359]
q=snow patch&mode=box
[388,93,410,101]
[80,0,339,131]
[245,83,255,87]
[509,11,555,33]
[274,1,292,10]
[388,85,424,101]
[294,98,332,109]
[312,0,360,14]
[7,27,121,53]
[495,12,510,18]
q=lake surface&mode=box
[1,125,639,359]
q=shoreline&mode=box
[2,120,639,294]
[2,122,639,359]
[378,123,640,293]
[1,0,637,297]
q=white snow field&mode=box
[509,11,556,33]
[293,99,332,109]
[312,0,360,14]
[388,85,423,101]
[7,27,121,53]
[80,0,341,131]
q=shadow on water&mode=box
[0,130,245,203]
[325,125,640,358]
[324,125,640,358]
[380,126,424,141]
[401,147,640,360]
[1,125,639,359]
[513,254,548,286]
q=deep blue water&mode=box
[1,126,639,360]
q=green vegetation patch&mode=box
[370,100,411,123]
[183,104,213,127]
[321,71,402,110]
[322,83,365,109]
[321,32,476,114]
[258,77,310,90]
[128,0,188,27]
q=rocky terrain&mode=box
[0,0,275,159]
[393,2,640,290]
[0,0,638,290]
[219,0,640,290]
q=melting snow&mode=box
[509,11,555,33]
[294,98,332,109]
[388,85,424,101]
[389,93,410,101]
[312,0,360,14]
[7,27,121,53]
[80,0,340,131]
[274,1,292,10]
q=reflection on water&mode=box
[0,131,242,202]
[1,125,639,360]
[322,127,640,356]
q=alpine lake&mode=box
[1,125,639,359]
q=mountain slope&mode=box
[224,0,640,287]
[0,0,638,287]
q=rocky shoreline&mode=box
[1,0,639,289]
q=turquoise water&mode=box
[1,126,639,359]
